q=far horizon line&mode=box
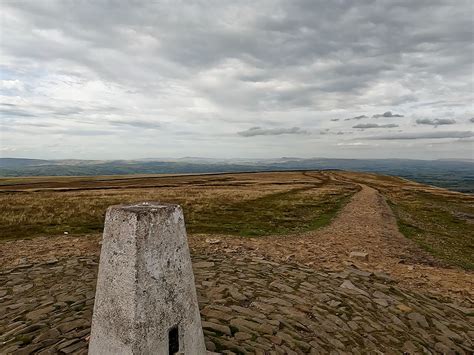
[1,156,473,162]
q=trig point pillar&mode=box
[89,202,206,355]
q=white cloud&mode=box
[0,80,25,91]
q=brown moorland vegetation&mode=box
[0,171,357,240]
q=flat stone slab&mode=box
[349,251,369,261]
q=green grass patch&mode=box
[187,186,354,236]
[388,195,474,270]
[0,185,355,240]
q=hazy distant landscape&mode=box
[1,157,473,192]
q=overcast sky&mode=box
[0,0,473,160]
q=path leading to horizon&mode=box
[192,180,474,300]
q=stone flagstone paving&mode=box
[1,255,473,354]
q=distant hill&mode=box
[0,158,52,168]
[0,157,473,192]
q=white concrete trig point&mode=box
[89,202,207,355]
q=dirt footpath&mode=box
[192,184,474,301]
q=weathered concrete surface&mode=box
[88,202,206,355]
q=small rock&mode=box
[33,328,61,343]
[374,271,393,282]
[407,312,429,328]
[205,238,221,244]
[16,323,46,335]
[228,287,247,301]
[374,298,389,307]
[339,280,369,297]
[25,306,55,321]
[434,342,451,353]
[267,335,283,345]
[56,339,79,350]
[396,304,413,313]
[349,251,369,261]
[194,261,215,268]
[61,340,87,354]
[269,281,294,293]
[202,308,233,321]
[202,321,232,336]
[402,340,418,353]
[205,340,216,351]
[234,332,252,341]
[230,318,260,332]
[58,319,88,334]
[348,268,372,277]
[12,283,34,293]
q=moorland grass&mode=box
[187,186,355,236]
[0,172,356,240]
[388,192,474,270]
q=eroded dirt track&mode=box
[193,181,474,301]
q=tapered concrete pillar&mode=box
[89,202,206,355]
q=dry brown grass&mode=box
[0,171,356,239]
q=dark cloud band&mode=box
[238,126,309,137]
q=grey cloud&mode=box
[2,1,472,112]
[470,118,474,123]
[109,120,161,129]
[372,112,404,118]
[0,108,36,118]
[0,1,473,159]
[344,115,368,121]
[238,126,309,137]
[43,106,84,116]
[330,118,340,122]
[353,123,399,129]
[19,122,52,128]
[54,129,116,136]
[366,131,473,140]
[416,118,456,126]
